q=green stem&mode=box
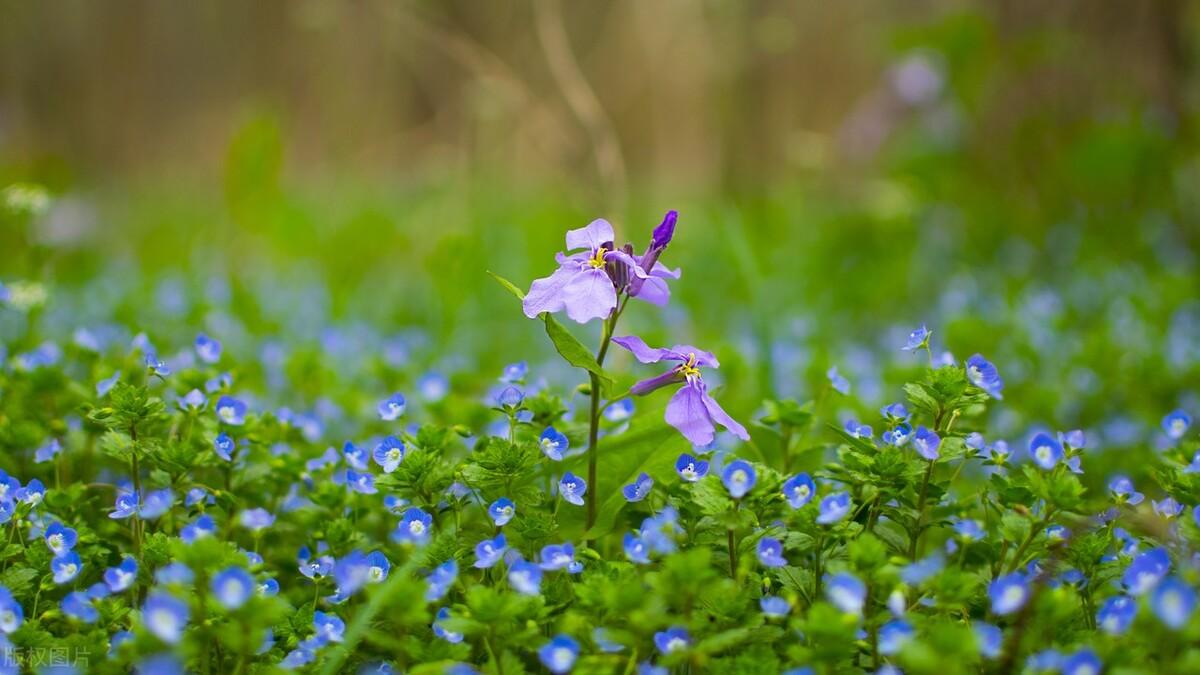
[908,459,935,559]
[726,528,738,579]
[585,297,627,540]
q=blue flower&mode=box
[721,460,756,499]
[177,389,207,412]
[952,518,984,542]
[104,556,138,593]
[214,432,235,462]
[433,606,463,643]
[1153,497,1184,519]
[912,426,940,460]
[195,333,222,364]
[972,622,1002,659]
[0,586,22,634]
[473,534,507,569]
[394,508,433,546]
[144,352,171,377]
[782,473,816,509]
[559,472,587,506]
[843,420,873,438]
[1097,594,1136,634]
[426,560,458,602]
[143,593,189,644]
[817,492,851,525]
[675,453,709,482]
[760,596,790,617]
[496,386,524,409]
[593,627,625,653]
[884,422,913,447]
[624,533,650,564]
[1124,547,1170,595]
[1108,475,1144,505]
[34,439,62,463]
[653,626,691,654]
[966,354,1004,399]
[51,551,82,584]
[508,561,543,595]
[622,472,654,502]
[539,635,580,674]
[539,427,569,461]
[902,325,931,351]
[378,393,407,421]
[179,513,216,545]
[881,403,910,422]
[44,522,78,555]
[346,469,377,495]
[1060,429,1085,449]
[372,436,406,473]
[757,537,787,568]
[365,551,390,585]
[488,498,516,526]
[604,399,635,422]
[238,508,274,531]
[540,543,576,571]
[1045,524,1069,543]
[1151,577,1195,629]
[826,366,850,395]
[419,372,449,401]
[259,578,280,596]
[155,562,194,585]
[1060,649,1101,675]
[215,396,247,425]
[62,591,98,623]
[314,611,346,643]
[988,573,1029,614]
[500,361,527,383]
[1028,432,1063,470]
[298,548,334,579]
[211,567,255,610]
[826,573,866,616]
[878,620,914,656]
[1162,409,1191,440]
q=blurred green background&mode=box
[1,1,1198,448]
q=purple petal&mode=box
[523,264,581,318]
[565,219,614,252]
[665,383,716,446]
[630,370,683,396]
[612,336,680,364]
[649,263,681,279]
[562,268,617,323]
[631,276,671,306]
[668,345,719,368]
[604,249,649,279]
[700,388,750,441]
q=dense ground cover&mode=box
[0,179,1198,674]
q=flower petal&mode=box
[612,336,680,364]
[669,345,719,368]
[700,387,750,440]
[562,268,618,324]
[523,264,581,319]
[565,219,614,252]
[631,276,670,306]
[604,249,649,279]
[665,383,715,446]
[630,369,683,396]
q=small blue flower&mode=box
[34,439,62,463]
[756,538,787,568]
[143,593,189,644]
[988,573,1029,615]
[44,522,77,555]
[675,453,709,482]
[372,436,406,473]
[622,472,654,502]
[593,627,625,653]
[488,498,516,526]
[194,333,222,364]
[215,396,247,426]
[238,508,274,531]
[653,626,690,654]
[624,533,650,564]
[496,386,524,409]
[1060,649,1101,675]
[760,596,790,617]
[144,352,171,377]
[314,611,346,643]
[973,622,1002,659]
[500,361,527,383]
[878,619,914,656]
[539,635,580,674]
[1060,429,1086,449]
[826,573,866,616]
[211,567,255,610]
[345,469,377,495]
[1151,577,1195,629]
[816,492,851,525]
[394,508,433,546]
[214,432,235,462]
[902,325,931,351]
[966,354,1004,399]
[1124,547,1170,595]
[604,399,635,422]
[782,473,816,509]
[913,426,940,460]
[154,562,194,586]
[1162,409,1191,440]
[1108,475,1143,505]
[721,460,756,499]
[539,427,569,461]
[559,472,587,506]
[1045,524,1069,543]
[1028,432,1063,470]
[378,393,407,421]
[884,422,913,447]
[419,372,449,401]
[881,403,910,422]
[508,561,543,595]
[473,534,507,569]
[1153,497,1184,519]
[62,591,98,623]
[1097,594,1137,634]
[341,441,368,471]
[433,606,463,643]
[843,419,872,438]
[177,389,207,412]
[104,556,138,593]
[0,586,23,634]
[952,518,984,542]
[425,560,458,602]
[826,366,850,395]
[540,543,576,571]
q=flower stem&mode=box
[585,297,627,540]
[908,459,935,559]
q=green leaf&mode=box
[487,271,526,300]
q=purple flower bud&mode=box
[651,210,677,250]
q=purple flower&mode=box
[625,210,680,305]
[523,219,648,323]
[622,473,654,502]
[613,336,750,446]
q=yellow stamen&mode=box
[588,248,607,269]
[679,353,701,379]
